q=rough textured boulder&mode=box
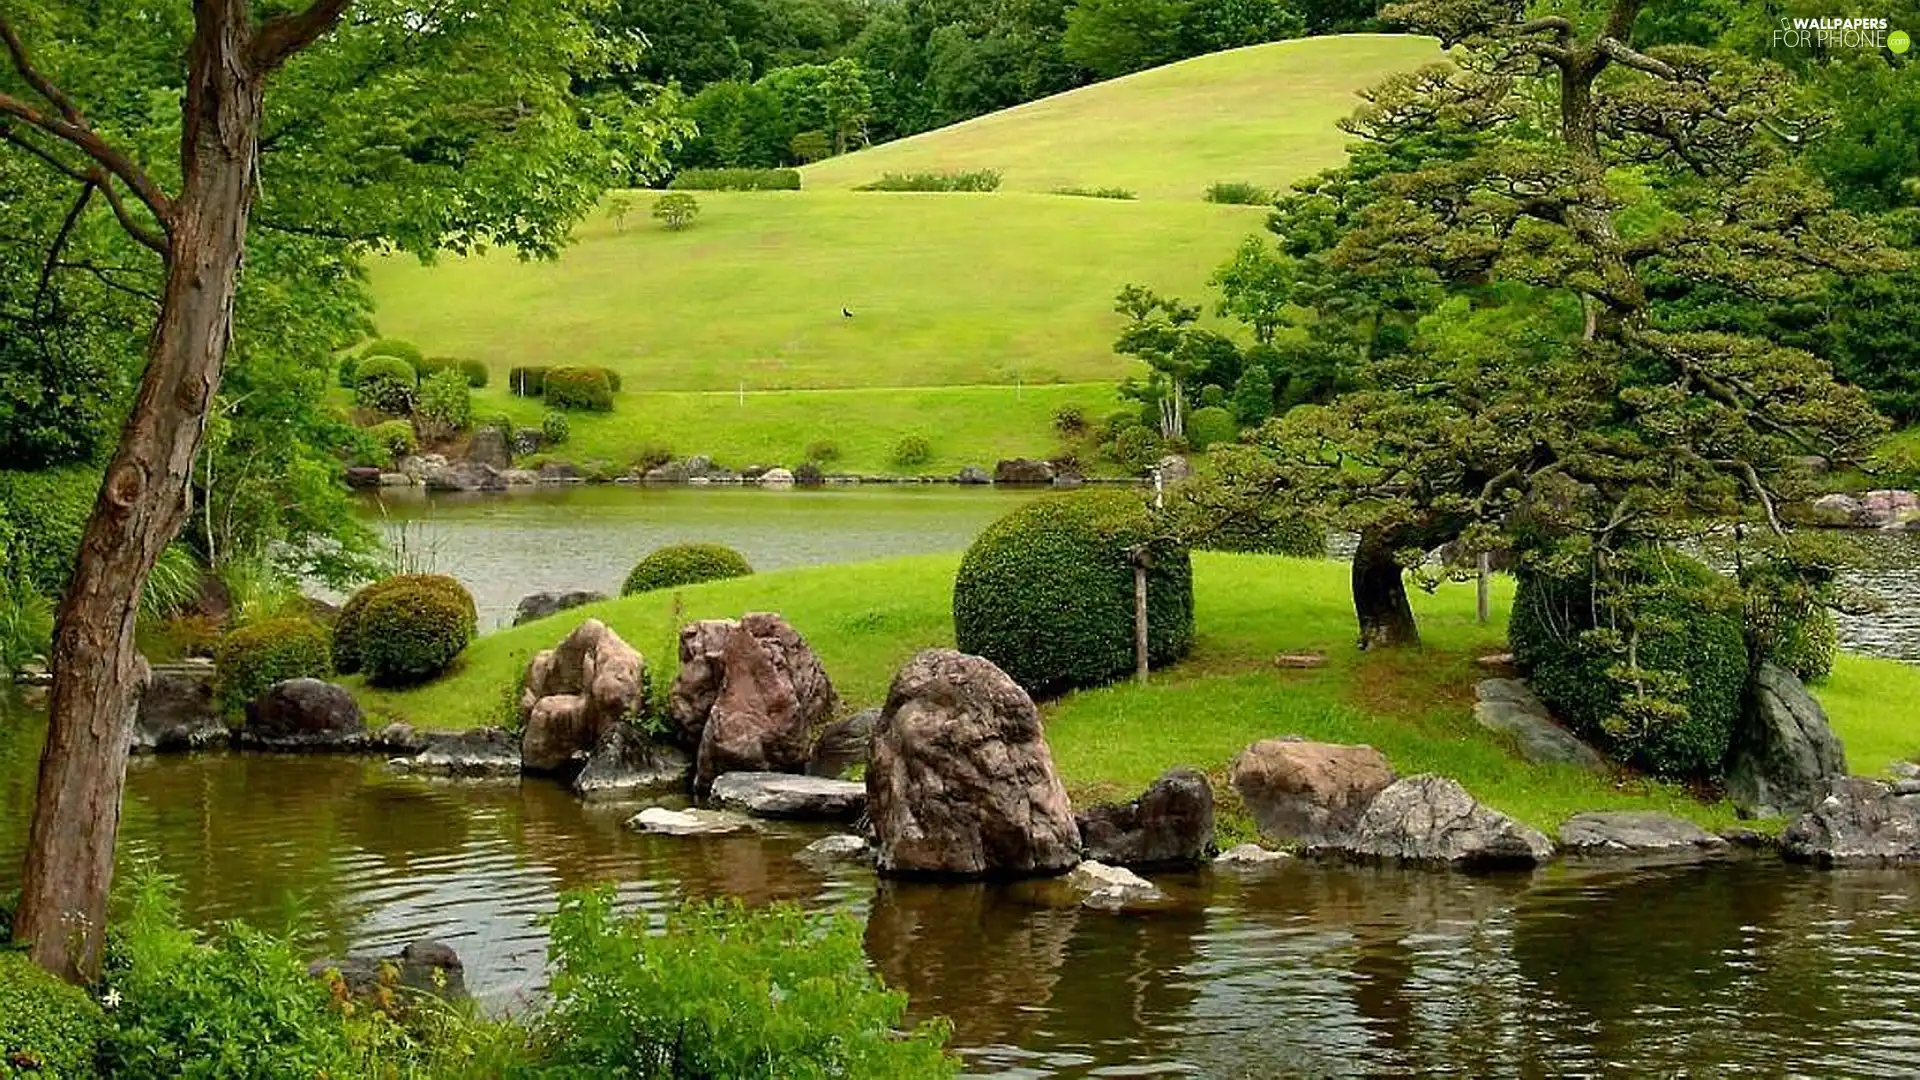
[537,460,580,483]
[1076,767,1215,868]
[1154,454,1192,483]
[1783,778,1920,865]
[345,466,383,489]
[390,728,522,777]
[1725,663,1848,818]
[572,723,691,799]
[867,650,1081,878]
[512,589,607,626]
[1558,811,1728,858]
[807,707,877,778]
[310,939,466,1005]
[467,427,511,469]
[625,806,758,837]
[1229,740,1396,847]
[666,614,837,790]
[1337,775,1553,867]
[955,465,991,485]
[519,620,649,774]
[423,460,507,492]
[1473,679,1608,770]
[709,772,866,820]
[132,660,230,753]
[993,458,1055,485]
[242,679,366,750]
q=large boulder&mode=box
[955,465,991,486]
[241,679,366,751]
[1558,811,1729,859]
[709,772,867,820]
[1725,663,1848,818]
[806,707,877,778]
[423,460,507,492]
[992,458,1055,486]
[666,613,838,790]
[512,589,607,627]
[1472,679,1608,770]
[1076,767,1215,868]
[467,427,511,469]
[1229,739,1396,847]
[519,620,650,774]
[132,660,230,754]
[1783,778,1920,865]
[867,650,1081,878]
[573,722,692,800]
[1337,775,1553,867]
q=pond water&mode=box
[3,723,1920,1078]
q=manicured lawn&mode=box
[352,550,1914,838]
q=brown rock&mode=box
[1474,652,1518,675]
[1273,653,1327,669]
[667,613,838,790]
[1229,739,1397,847]
[518,620,650,774]
[867,649,1081,878]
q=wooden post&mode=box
[1134,562,1149,685]
[1476,551,1491,625]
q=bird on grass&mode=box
[842,307,854,319]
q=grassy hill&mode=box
[364,35,1441,472]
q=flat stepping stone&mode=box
[1213,843,1290,867]
[1473,679,1609,771]
[1559,811,1728,858]
[709,772,866,820]
[625,807,758,837]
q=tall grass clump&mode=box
[856,170,1001,193]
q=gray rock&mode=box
[709,772,866,820]
[1154,454,1192,483]
[467,427,512,469]
[1558,811,1728,858]
[758,467,795,487]
[1811,492,1865,525]
[993,458,1055,485]
[1213,843,1290,867]
[573,723,692,800]
[1063,860,1165,911]
[625,806,759,837]
[1783,778,1920,865]
[241,679,367,751]
[132,660,229,754]
[795,834,873,866]
[1726,663,1848,818]
[1336,775,1554,867]
[1229,739,1396,847]
[423,460,507,492]
[537,461,580,483]
[378,472,412,487]
[1473,679,1608,770]
[807,708,877,778]
[502,469,540,486]
[392,727,522,777]
[1076,767,1215,868]
[512,589,608,627]
[955,465,991,485]
[310,938,466,1004]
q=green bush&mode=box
[1509,551,1749,778]
[458,359,489,388]
[1104,424,1162,471]
[0,578,55,678]
[534,888,957,1078]
[892,434,933,469]
[622,543,753,596]
[355,577,476,686]
[805,439,841,463]
[213,617,332,714]
[540,411,571,446]
[855,170,1001,192]
[1051,186,1136,200]
[789,130,832,163]
[335,352,360,389]
[367,420,418,463]
[652,192,700,231]
[414,369,473,440]
[1053,404,1088,436]
[1204,181,1273,205]
[0,949,107,1078]
[360,337,425,371]
[333,574,475,677]
[508,366,548,397]
[668,167,802,191]
[591,366,623,392]
[794,461,826,486]
[1187,405,1238,450]
[1194,505,1326,557]
[633,442,673,471]
[1769,607,1838,683]
[353,354,417,415]
[954,490,1194,696]
[544,367,614,412]
[0,466,99,595]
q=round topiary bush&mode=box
[333,574,475,676]
[360,337,425,372]
[541,411,571,446]
[459,359,490,388]
[892,434,933,469]
[355,579,477,685]
[1509,550,1749,778]
[213,617,332,714]
[368,419,418,463]
[1186,405,1238,451]
[545,367,614,411]
[0,950,107,1077]
[353,354,417,415]
[622,543,754,596]
[954,490,1194,696]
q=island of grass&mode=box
[347,551,1920,840]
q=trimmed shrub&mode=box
[1051,186,1136,200]
[1104,424,1162,471]
[1769,607,1838,683]
[954,490,1194,696]
[1204,181,1273,205]
[459,358,490,387]
[360,337,425,371]
[509,366,549,397]
[668,167,802,191]
[653,192,700,231]
[541,411,571,446]
[1187,405,1238,451]
[0,950,107,1078]
[545,367,615,412]
[892,434,933,469]
[790,130,832,163]
[1199,384,1227,408]
[593,366,624,392]
[335,351,359,389]
[794,461,826,486]
[1195,505,1326,557]
[367,419,418,463]
[1509,551,1748,778]
[333,573,475,675]
[1053,404,1089,436]
[414,368,473,440]
[622,542,754,596]
[355,577,476,685]
[855,170,1001,192]
[213,617,331,715]
[805,439,841,464]
[353,354,417,414]
[0,466,100,595]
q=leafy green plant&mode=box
[544,367,615,412]
[355,578,476,686]
[459,359,490,388]
[954,490,1193,696]
[213,617,332,715]
[1187,405,1237,451]
[804,439,841,463]
[0,948,107,1077]
[368,420,419,464]
[622,543,753,596]
[855,170,1000,192]
[531,888,957,1078]
[668,168,802,191]
[353,355,418,415]
[216,556,308,626]
[540,411,571,446]
[0,466,100,596]
[794,461,826,486]
[1051,186,1135,200]
[789,129,832,163]
[415,368,474,441]
[140,544,204,624]
[335,352,360,389]
[0,579,54,679]
[334,574,475,677]
[891,434,933,469]
[652,192,700,231]
[1203,181,1272,205]
[360,338,426,372]
[1052,404,1088,436]
[508,366,548,397]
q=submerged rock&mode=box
[392,727,522,777]
[1558,811,1728,859]
[1725,663,1848,818]
[795,834,874,867]
[625,806,759,837]
[1064,860,1165,911]
[1229,739,1396,847]
[709,772,866,820]
[1076,767,1215,868]
[311,939,466,1005]
[1782,778,1920,865]
[1473,679,1608,771]
[1213,843,1290,867]
[1336,775,1553,868]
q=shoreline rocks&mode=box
[239,679,368,752]
[626,806,758,837]
[1726,663,1848,819]
[310,939,467,1005]
[1334,775,1554,868]
[572,723,692,800]
[709,772,866,820]
[1076,768,1215,869]
[1230,739,1396,848]
[132,660,230,754]
[519,620,651,775]
[1558,811,1729,859]
[1064,860,1166,911]
[512,589,607,627]
[1782,778,1920,865]
[669,614,838,792]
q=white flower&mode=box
[101,989,122,1010]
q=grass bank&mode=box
[351,552,1920,838]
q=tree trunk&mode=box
[14,8,266,984]
[1352,527,1419,650]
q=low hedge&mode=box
[855,170,1000,192]
[213,617,332,715]
[355,578,476,685]
[333,574,475,676]
[0,950,107,1077]
[668,167,802,191]
[622,543,754,595]
[509,366,548,397]
[459,359,490,388]
[954,490,1193,696]
[0,466,100,596]
[545,367,615,412]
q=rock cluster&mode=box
[512,589,607,626]
[1783,778,1920,865]
[668,614,838,791]
[1229,739,1396,848]
[310,939,466,1005]
[1558,811,1728,859]
[1810,489,1920,529]
[1342,776,1554,867]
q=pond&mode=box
[3,721,1920,1078]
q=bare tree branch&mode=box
[250,0,354,71]
[32,178,93,316]
[1599,38,1678,80]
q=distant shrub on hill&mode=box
[1204,181,1274,206]
[892,434,933,469]
[353,355,417,415]
[509,366,548,397]
[1052,186,1135,200]
[360,337,424,371]
[669,168,802,191]
[856,170,1001,193]
[546,367,615,411]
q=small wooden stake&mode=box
[1134,561,1150,685]
[1476,551,1491,625]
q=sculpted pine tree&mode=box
[1202,0,1895,648]
[0,0,682,981]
